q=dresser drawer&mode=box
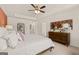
[49,32,70,46]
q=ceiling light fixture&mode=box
[35,10,40,14]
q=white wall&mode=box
[7,16,38,34]
[41,23,47,36]
[38,6,79,47]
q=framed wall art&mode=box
[17,23,25,34]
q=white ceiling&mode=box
[0,4,78,19]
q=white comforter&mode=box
[0,34,54,55]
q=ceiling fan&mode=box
[28,4,46,14]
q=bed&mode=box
[0,34,54,55]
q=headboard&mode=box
[0,8,7,27]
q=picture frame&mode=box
[17,23,25,34]
[51,19,73,30]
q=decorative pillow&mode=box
[0,38,7,50]
[3,31,19,48]
[18,32,25,41]
[17,32,23,41]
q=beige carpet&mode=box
[41,42,79,55]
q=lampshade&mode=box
[6,25,13,30]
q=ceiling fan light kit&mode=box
[35,10,40,14]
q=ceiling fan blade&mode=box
[28,10,34,11]
[40,10,45,13]
[40,6,46,9]
[31,4,36,8]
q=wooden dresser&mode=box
[49,31,70,46]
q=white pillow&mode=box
[3,31,19,48]
[0,27,7,37]
[0,38,7,50]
